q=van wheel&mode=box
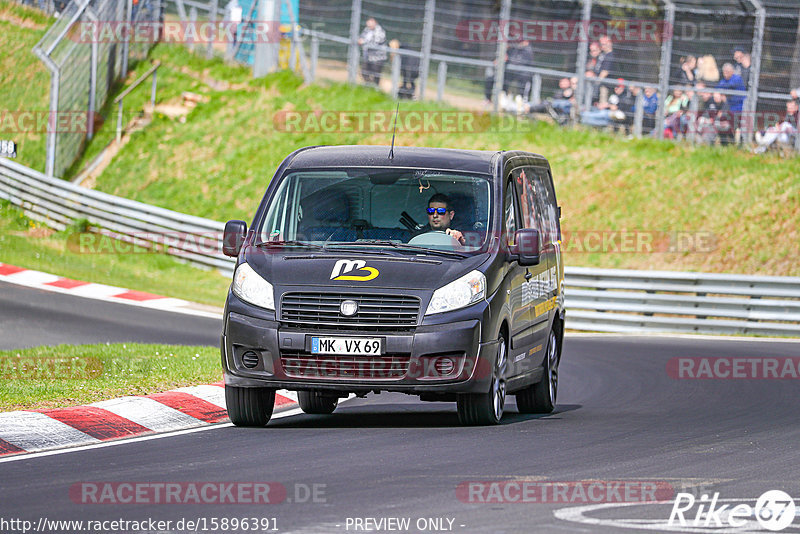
[225,386,276,426]
[298,391,339,414]
[457,334,507,426]
[516,329,558,414]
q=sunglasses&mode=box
[427,207,449,215]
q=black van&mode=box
[221,146,564,426]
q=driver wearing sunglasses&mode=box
[422,193,464,244]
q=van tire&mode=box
[457,334,507,426]
[516,328,558,414]
[225,386,276,427]
[298,391,339,414]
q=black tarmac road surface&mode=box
[1,283,799,533]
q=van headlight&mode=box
[425,270,486,315]
[232,263,275,310]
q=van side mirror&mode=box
[223,220,247,257]
[508,228,540,266]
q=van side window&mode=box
[530,167,560,245]
[504,178,517,245]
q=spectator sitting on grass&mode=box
[580,78,629,128]
[754,100,798,154]
[525,77,575,124]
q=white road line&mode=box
[90,396,204,433]
[69,283,132,299]
[0,411,99,452]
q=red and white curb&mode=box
[0,263,222,319]
[0,384,298,457]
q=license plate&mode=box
[311,337,382,355]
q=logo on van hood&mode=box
[330,259,380,281]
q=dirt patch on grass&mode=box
[0,9,46,30]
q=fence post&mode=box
[531,73,541,106]
[633,89,644,138]
[437,61,447,102]
[207,0,219,59]
[86,8,98,141]
[347,0,363,84]
[121,0,133,76]
[745,0,765,145]
[150,68,158,109]
[655,0,675,140]
[492,0,512,113]
[418,0,436,100]
[174,0,187,21]
[188,7,198,52]
[253,0,281,78]
[687,92,698,143]
[390,52,400,99]
[310,35,319,82]
[574,0,592,123]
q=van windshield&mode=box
[257,168,492,254]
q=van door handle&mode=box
[524,271,532,280]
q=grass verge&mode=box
[0,201,231,307]
[0,343,221,410]
[85,44,800,276]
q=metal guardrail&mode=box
[565,266,800,337]
[1,158,799,336]
[0,158,234,274]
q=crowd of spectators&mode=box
[487,37,798,154]
[357,19,797,154]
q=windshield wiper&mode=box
[335,240,469,259]
[254,240,323,249]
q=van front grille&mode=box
[281,354,410,380]
[280,292,420,331]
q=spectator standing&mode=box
[678,56,696,87]
[738,53,752,88]
[358,17,388,86]
[596,35,615,79]
[389,40,420,100]
[717,63,746,142]
[696,55,720,84]
[506,40,534,100]
[640,86,659,133]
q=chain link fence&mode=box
[15,0,163,178]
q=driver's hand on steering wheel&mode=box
[446,228,465,244]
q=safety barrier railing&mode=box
[2,158,799,336]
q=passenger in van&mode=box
[412,193,465,245]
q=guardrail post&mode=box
[437,61,447,102]
[633,90,644,138]
[655,1,675,140]
[347,0,362,84]
[418,0,435,100]
[492,0,512,113]
[390,53,400,99]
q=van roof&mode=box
[284,145,547,175]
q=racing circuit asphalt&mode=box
[1,283,799,533]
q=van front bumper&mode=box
[222,311,498,395]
